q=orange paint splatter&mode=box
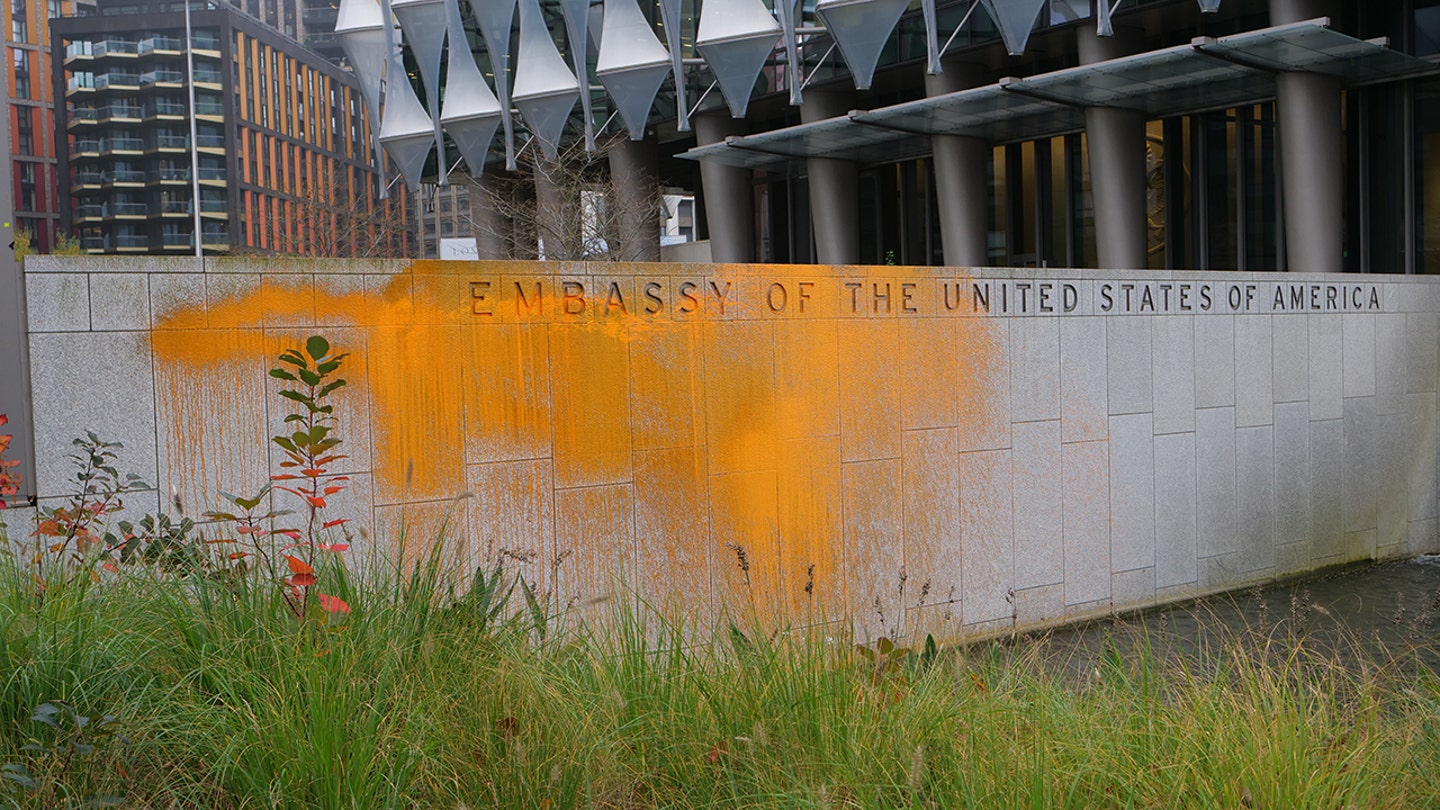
[149,261,1000,622]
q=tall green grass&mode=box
[0,524,1436,809]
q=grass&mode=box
[0,523,1437,809]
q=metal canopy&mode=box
[681,19,1439,172]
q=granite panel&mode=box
[26,272,90,332]
[1060,317,1108,442]
[1273,402,1312,546]
[1011,420,1063,589]
[1343,313,1377,398]
[1109,413,1155,572]
[88,274,149,332]
[1308,315,1343,421]
[1195,315,1236,408]
[843,459,904,638]
[1062,440,1110,606]
[1151,315,1195,434]
[1375,313,1407,416]
[1342,396,1378,534]
[1235,425,1276,574]
[900,318,960,430]
[1011,317,1061,423]
[901,429,962,622]
[1234,315,1274,427]
[1195,407,1237,560]
[1271,315,1309,404]
[1107,316,1153,415]
[1407,312,1438,394]
[1407,393,1439,522]
[959,449,1013,625]
[1310,418,1344,560]
[838,319,901,461]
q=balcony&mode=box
[194,101,225,117]
[71,138,102,154]
[140,69,184,85]
[196,167,226,182]
[201,231,229,248]
[150,168,190,183]
[75,203,104,220]
[193,69,222,85]
[101,136,144,154]
[66,77,95,94]
[162,232,192,248]
[146,100,187,118]
[138,36,184,54]
[94,72,141,90]
[102,169,147,184]
[65,43,94,62]
[99,103,143,121]
[92,40,138,58]
[115,234,150,249]
[67,107,100,127]
[80,236,106,251]
[159,200,191,215]
[108,202,148,217]
[198,199,227,214]
[152,134,189,150]
[196,133,225,149]
[75,170,104,186]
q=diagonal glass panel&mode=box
[473,0,518,168]
[441,0,501,174]
[978,0,1046,56]
[379,66,437,187]
[560,0,594,149]
[656,0,689,130]
[1197,21,1440,86]
[814,0,910,90]
[696,0,781,117]
[1198,0,1221,11]
[391,0,447,180]
[513,0,580,156]
[597,0,671,139]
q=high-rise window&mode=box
[11,49,29,99]
[11,0,28,42]
[14,106,33,155]
[17,162,37,211]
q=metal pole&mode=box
[185,0,203,257]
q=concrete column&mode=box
[925,63,990,267]
[694,112,756,263]
[466,175,511,259]
[802,89,860,264]
[607,136,661,262]
[1080,30,1148,270]
[1272,0,1343,273]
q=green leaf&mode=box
[278,390,310,405]
[291,431,311,448]
[1,763,36,790]
[306,335,330,360]
[319,379,348,397]
[268,369,297,381]
[316,360,340,375]
[298,369,322,387]
[273,436,297,452]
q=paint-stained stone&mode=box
[1151,316,1194,434]
[959,449,1013,626]
[843,459,904,639]
[957,319,1010,451]
[901,428,962,623]
[838,319,901,461]
[1107,316,1152,415]
[554,484,636,609]
[551,322,633,488]
[29,331,159,497]
[466,324,555,462]
[704,321,776,474]
[88,274,149,331]
[709,469,781,617]
[899,318,960,430]
[774,320,839,439]
[777,437,844,617]
[1060,317,1107,442]
[633,447,710,612]
[1010,317,1060,423]
[468,459,555,586]
[1154,431,1197,588]
[26,273,90,332]
[1011,420,1062,589]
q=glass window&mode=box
[11,49,29,99]
[14,106,33,155]
[11,0,28,42]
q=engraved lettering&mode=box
[470,281,493,316]
[767,282,787,312]
[643,281,663,314]
[709,280,732,315]
[798,281,814,313]
[562,281,585,315]
[678,281,700,313]
[901,282,917,313]
[846,282,862,313]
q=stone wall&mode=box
[19,256,1440,639]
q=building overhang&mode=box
[680,18,1440,172]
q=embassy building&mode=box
[349,0,1440,273]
